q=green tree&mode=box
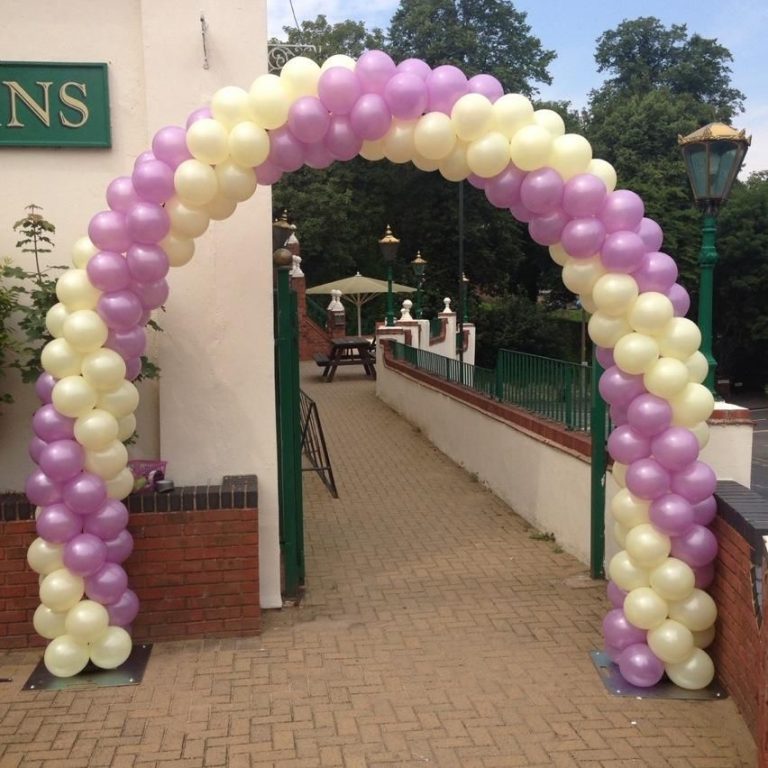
[272,15,385,63]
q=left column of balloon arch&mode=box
[27,49,720,688]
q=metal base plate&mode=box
[590,650,727,700]
[22,643,153,691]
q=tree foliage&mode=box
[273,15,385,62]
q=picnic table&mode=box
[314,336,376,382]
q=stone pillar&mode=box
[327,289,346,338]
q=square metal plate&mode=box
[22,643,153,691]
[590,650,727,700]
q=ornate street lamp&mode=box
[679,122,750,395]
[410,251,427,319]
[378,225,400,327]
[461,273,470,323]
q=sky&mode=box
[267,0,767,176]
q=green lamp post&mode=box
[378,225,400,327]
[461,273,470,323]
[678,122,750,396]
[410,250,427,319]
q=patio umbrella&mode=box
[306,272,417,335]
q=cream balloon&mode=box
[41,338,83,379]
[81,349,127,392]
[685,351,709,384]
[613,521,628,548]
[608,551,650,591]
[116,413,137,443]
[205,193,238,221]
[613,332,659,376]
[643,357,690,400]
[27,538,64,575]
[228,121,270,167]
[647,619,695,664]
[33,604,68,640]
[89,626,133,669]
[52,375,98,418]
[75,408,120,451]
[580,294,597,314]
[65,599,110,643]
[215,161,258,202]
[561,257,605,296]
[105,466,136,500]
[649,557,695,602]
[592,273,639,317]
[320,54,356,72]
[658,317,702,360]
[84,440,129,480]
[96,380,139,419]
[689,420,710,450]
[161,233,195,268]
[669,383,715,427]
[44,634,90,677]
[360,138,387,161]
[280,56,321,99]
[612,461,627,488]
[62,309,109,354]
[451,93,493,142]
[39,569,85,612]
[623,586,668,630]
[411,151,441,172]
[174,159,219,207]
[664,648,715,690]
[624,523,671,569]
[186,118,229,165]
[439,141,471,182]
[491,93,534,139]
[586,159,617,193]
[56,269,101,311]
[509,124,553,171]
[165,198,210,239]
[587,311,631,348]
[548,134,592,180]
[249,73,291,129]
[668,588,717,632]
[413,112,457,160]
[383,120,417,164]
[46,303,70,338]
[610,488,650,528]
[692,624,716,649]
[211,85,251,129]
[549,243,570,267]
[71,236,98,269]
[628,292,674,336]
[532,109,565,138]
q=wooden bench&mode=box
[313,353,330,367]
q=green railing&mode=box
[305,296,328,329]
[390,342,597,432]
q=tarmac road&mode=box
[750,406,768,499]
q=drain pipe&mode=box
[590,349,606,580]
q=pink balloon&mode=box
[63,533,108,577]
[595,346,615,369]
[131,278,169,310]
[694,562,715,589]
[692,495,717,526]
[318,67,362,115]
[667,283,691,317]
[349,93,392,141]
[636,217,664,252]
[649,493,695,536]
[603,608,647,650]
[29,436,47,464]
[396,58,431,80]
[599,366,646,408]
[508,202,533,223]
[562,174,607,218]
[651,427,700,471]
[561,218,606,259]
[356,50,397,94]
[268,127,307,172]
[467,73,503,103]
[324,115,363,161]
[254,159,283,186]
[467,173,487,190]
[608,425,651,464]
[125,202,170,244]
[626,394,672,438]
[38,440,85,483]
[607,580,627,609]
[134,151,156,167]
[63,472,108,516]
[426,65,468,113]
[303,140,334,170]
[37,502,82,543]
[83,499,130,540]
[126,244,169,284]
[632,251,678,294]
[287,96,331,144]
[383,72,428,120]
[670,524,718,567]
[35,372,56,404]
[186,106,212,128]
[105,326,146,360]
[98,290,144,331]
[33,404,75,442]
[528,209,569,246]
[618,643,664,687]
[609,403,629,426]
[670,461,717,504]
[106,177,142,213]
[104,529,134,564]
[626,458,671,500]
[125,356,142,381]
[152,125,192,169]
[484,165,525,208]
[600,190,644,233]
[107,588,140,627]
[520,168,564,215]
[26,470,63,507]
[89,211,132,253]
[85,563,128,605]
[132,159,175,205]
[87,251,131,292]
[600,231,646,273]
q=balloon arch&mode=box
[25,50,718,690]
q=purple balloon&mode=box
[152,125,192,169]
[126,244,169,284]
[562,173,607,218]
[104,529,134,564]
[396,58,432,80]
[130,278,169,310]
[303,139,334,169]
[595,346,615,369]
[626,394,672,438]
[607,580,628,609]
[649,493,695,536]
[38,439,85,483]
[632,251,678,294]
[86,251,132,292]
[83,499,129,540]
[667,283,691,317]
[107,588,140,628]
[651,427,700,472]
[467,73,503,103]
[186,106,212,128]
[383,72,428,120]
[287,96,331,144]
[603,608,647,650]
[561,218,606,259]
[600,190,644,233]
[356,50,397,95]
[626,458,671,500]
[36,372,56,404]
[600,231,646,273]
[125,202,170,245]
[324,115,363,161]
[63,533,108,576]
[132,159,175,205]
[618,643,664,687]
[63,472,108,516]
[254,159,283,186]
[26,470,63,507]
[37,502,82,543]
[85,563,128,605]
[604,643,623,663]
[670,461,717,504]
[349,93,392,141]
[426,64,468,114]
[106,325,146,360]
[268,126,307,172]
[608,425,651,464]
[694,562,715,589]
[485,165,525,208]
[609,403,629,427]
[134,151,156,167]
[599,366,646,408]
[670,523,719,567]
[508,202,533,224]
[29,436,47,464]
[124,356,142,381]
[692,495,717,526]
[98,290,144,331]
[318,67,362,115]
[636,217,664,253]
[33,404,75,442]
[467,173,487,190]
[88,211,131,254]
[106,177,142,213]
[528,209,569,246]
[520,168,564,215]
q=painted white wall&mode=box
[0,0,282,608]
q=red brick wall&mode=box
[0,507,260,649]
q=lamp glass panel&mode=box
[683,144,709,201]
[709,141,739,198]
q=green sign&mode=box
[0,62,111,148]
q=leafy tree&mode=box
[272,15,385,62]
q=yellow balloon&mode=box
[625,523,671,568]
[96,380,139,419]
[610,488,650,528]
[532,109,565,138]
[549,243,570,267]
[592,273,639,316]
[186,118,229,165]
[548,134,592,180]
[46,303,70,338]
[71,236,98,269]
[280,56,321,99]
[41,338,83,379]
[628,292,674,335]
[668,588,717,631]
[561,257,604,296]
[612,461,627,488]
[44,634,90,678]
[658,317,702,360]
[509,124,552,171]
[383,120,417,164]
[669,383,715,427]
[647,619,694,664]
[587,159,617,193]
[689,420,710,449]
[204,193,238,221]
[34,604,68,640]
[249,74,291,129]
[161,233,195,268]
[649,557,695,602]
[413,112,457,160]
[685,351,709,384]
[27,538,64,575]
[439,141,471,182]
[613,332,659,376]
[64,600,110,643]
[81,349,127,391]
[166,198,210,239]
[321,54,356,72]
[580,294,597,314]
[52,376,98,418]
[211,85,251,129]
[105,466,136,500]
[62,309,109,354]
[75,408,120,451]
[491,93,534,139]
[411,151,441,172]
[215,161,257,202]
[664,648,715,690]
[360,138,387,161]
[56,269,100,311]
[692,624,716,649]
[623,586,668,630]
[174,159,218,207]
[643,357,690,400]
[116,413,137,442]
[613,521,628,548]
[89,626,132,670]
[84,440,129,480]
[451,93,493,142]
[228,121,270,167]
[588,311,631,348]
[608,551,650,591]
[39,569,85,612]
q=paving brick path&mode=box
[0,364,756,767]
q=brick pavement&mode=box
[0,363,756,767]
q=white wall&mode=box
[0,0,282,608]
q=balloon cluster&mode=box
[25,51,718,686]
